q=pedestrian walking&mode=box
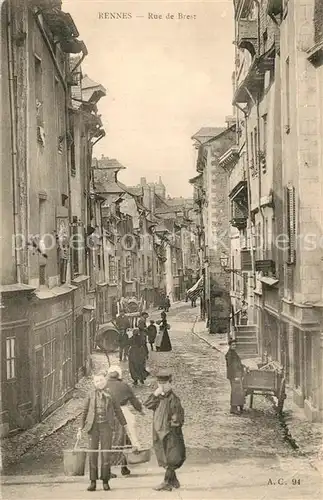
[147,320,157,350]
[77,371,127,492]
[164,295,171,312]
[115,312,131,362]
[225,339,245,415]
[137,311,149,358]
[106,366,143,477]
[128,328,148,385]
[144,369,186,491]
[155,311,172,352]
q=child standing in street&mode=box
[77,372,128,492]
[147,320,157,350]
[144,370,186,491]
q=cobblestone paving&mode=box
[4,303,303,477]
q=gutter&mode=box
[7,1,21,283]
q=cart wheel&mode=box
[249,392,254,408]
[277,378,286,414]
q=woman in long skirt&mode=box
[106,366,143,476]
[128,329,148,385]
[155,312,172,352]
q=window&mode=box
[250,131,254,167]
[147,256,152,278]
[254,126,258,170]
[242,272,248,301]
[286,185,296,264]
[62,333,72,393]
[264,217,268,256]
[97,254,101,271]
[72,217,80,276]
[35,56,43,126]
[43,340,56,410]
[69,114,76,176]
[6,337,16,380]
[285,57,290,133]
[108,255,116,282]
[262,114,268,154]
[125,255,132,281]
[231,256,235,291]
[39,198,47,284]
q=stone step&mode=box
[236,324,257,332]
[236,342,258,356]
[235,329,258,337]
[235,335,257,343]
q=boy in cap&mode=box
[77,371,128,491]
[144,370,186,491]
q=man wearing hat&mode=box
[225,339,245,415]
[144,370,186,491]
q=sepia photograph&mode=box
[0,0,323,498]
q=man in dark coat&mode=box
[137,311,149,358]
[144,370,186,491]
[115,312,131,362]
[164,295,171,312]
[77,372,127,491]
[225,339,245,415]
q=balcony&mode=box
[219,146,239,171]
[233,44,276,105]
[230,181,248,231]
[237,19,258,57]
[255,259,276,275]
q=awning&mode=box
[260,276,279,286]
[187,276,204,300]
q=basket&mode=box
[125,448,151,465]
[63,448,87,476]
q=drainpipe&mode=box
[7,1,21,283]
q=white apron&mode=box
[121,405,140,448]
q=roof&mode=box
[96,157,126,171]
[191,127,226,144]
[93,182,125,195]
[117,182,143,197]
[82,75,106,103]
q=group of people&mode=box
[114,310,172,386]
[78,366,185,493]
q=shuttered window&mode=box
[6,337,16,380]
[286,185,296,264]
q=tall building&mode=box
[190,121,236,331]
[228,0,323,421]
[0,0,105,435]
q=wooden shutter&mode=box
[286,185,296,264]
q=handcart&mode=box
[243,361,286,413]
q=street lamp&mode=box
[220,253,243,276]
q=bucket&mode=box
[125,448,151,465]
[63,448,87,476]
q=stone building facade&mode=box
[227,0,323,421]
[0,1,104,436]
[191,124,236,332]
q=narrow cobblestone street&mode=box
[2,304,322,499]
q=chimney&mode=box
[140,177,147,186]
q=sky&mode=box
[63,0,235,197]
